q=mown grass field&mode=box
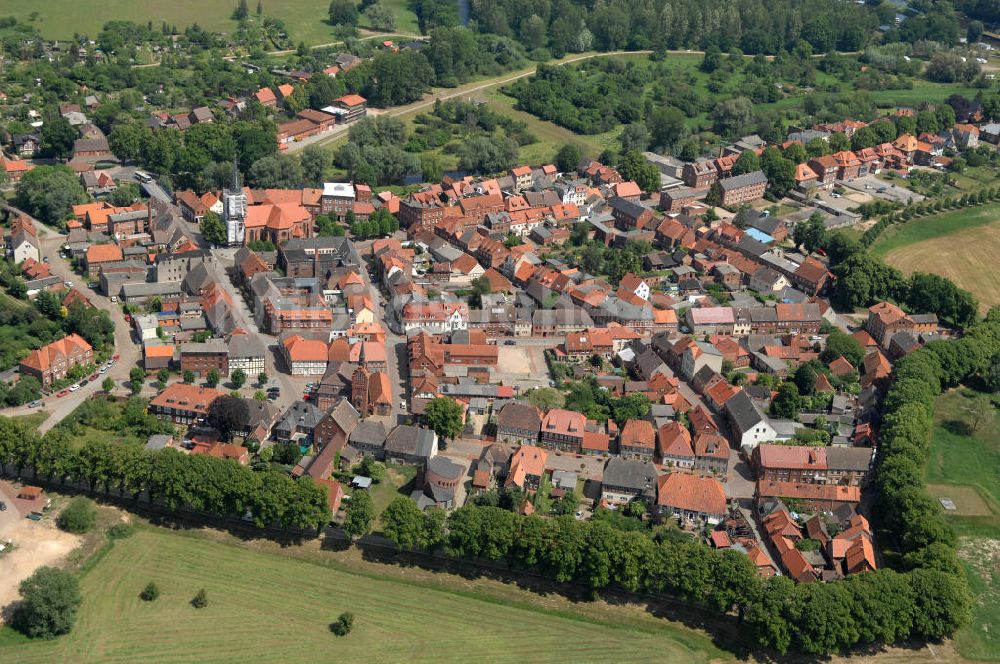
[0,526,735,664]
[0,0,419,45]
[872,203,1000,311]
[925,389,1000,661]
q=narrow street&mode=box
[207,248,298,413]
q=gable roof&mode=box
[656,473,727,516]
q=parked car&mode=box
[113,353,120,361]
[0,501,6,511]
[79,379,89,387]
[56,390,69,397]
[99,366,108,374]
[27,512,42,521]
[28,400,42,408]
[69,384,80,391]
[504,340,516,345]
[65,281,74,287]
[89,373,99,381]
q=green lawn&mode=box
[925,389,1000,661]
[0,526,735,664]
[484,90,619,163]
[368,464,417,524]
[0,0,418,45]
[871,203,1000,259]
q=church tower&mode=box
[223,157,247,246]
[351,366,370,416]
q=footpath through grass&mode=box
[925,389,1000,661]
[0,525,735,664]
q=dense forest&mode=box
[412,0,898,56]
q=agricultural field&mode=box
[925,389,1000,661]
[873,203,1000,311]
[0,0,419,46]
[0,525,736,664]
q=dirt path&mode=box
[0,520,81,622]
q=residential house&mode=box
[18,333,93,387]
[148,383,222,424]
[505,444,548,491]
[618,419,656,461]
[495,401,542,446]
[282,334,329,375]
[601,457,658,505]
[657,473,727,524]
[539,408,586,453]
[714,171,767,206]
[384,425,438,465]
[179,340,229,377]
[751,445,873,486]
[724,390,777,451]
[657,421,696,469]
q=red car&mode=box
[113,353,120,361]
[303,393,311,400]
[56,390,69,397]
[88,373,99,381]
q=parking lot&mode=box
[841,175,924,204]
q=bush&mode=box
[330,611,354,636]
[57,497,97,534]
[106,522,135,540]
[12,567,82,639]
[191,588,208,608]
[140,581,160,602]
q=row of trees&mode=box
[376,499,968,655]
[0,420,331,532]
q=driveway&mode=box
[725,450,756,501]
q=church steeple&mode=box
[230,155,241,190]
[223,155,247,247]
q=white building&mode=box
[401,302,469,334]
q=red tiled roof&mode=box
[20,333,92,373]
[656,473,726,516]
[619,419,655,450]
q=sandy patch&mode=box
[0,519,82,622]
[498,346,533,374]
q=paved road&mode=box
[141,179,172,204]
[207,248,299,412]
[1,213,140,431]
[364,257,408,422]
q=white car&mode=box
[65,281,74,287]
[69,384,80,391]
[399,401,407,410]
